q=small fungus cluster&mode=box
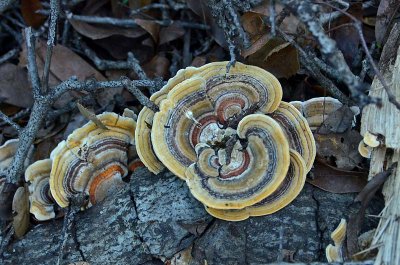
[136,61,316,221]
[24,112,136,221]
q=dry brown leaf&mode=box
[242,34,269,58]
[241,12,267,42]
[12,186,30,238]
[317,105,357,134]
[20,0,46,28]
[159,24,185,45]
[135,18,160,43]
[19,39,106,86]
[307,158,368,193]
[143,55,170,79]
[19,38,110,107]
[246,37,299,79]
[191,56,207,68]
[186,0,227,48]
[375,0,400,45]
[69,19,146,40]
[0,63,33,108]
[331,3,362,64]
[315,130,363,170]
[0,180,18,221]
[251,3,299,34]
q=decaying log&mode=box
[2,167,381,265]
[360,23,400,265]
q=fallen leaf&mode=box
[12,186,30,238]
[135,18,160,43]
[307,158,368,193]
[19,38,110,107]
[375,0,400,45]
[251,2,299,34]
[94,35,153,60]
[20,0,46,28]
[0,180,18,221]
[0,63,33,108]
[159,23,185,45]
[241,12,267,42]
[314,130,363,170]
[142,55,170,79]
[246,37,299,78]
[69,19,146,40]
[317,105,357,134]
[242,33,269,58]
[187,0,227,48]
[191,56,207,67]
[19,39,106,87]
[331,2,362,64]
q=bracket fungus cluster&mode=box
[326,218,347,262]
[290,97,359,131]
[136,62,316,221]
[358,131,381,158]
[22,112,136,222]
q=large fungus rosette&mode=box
[136,61,316,220]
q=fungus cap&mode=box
[25,159,55,221]
[0,139,33,169]
[151,62,283,179]
[292,97,359,131]
[50,112,135,208]
[185,114,290,209]
[269,101,316,172]
[135,66,200,174]
[363,131,380,147]
[326,218,347,262]
[205,149,306,221]
[358,140,372,158]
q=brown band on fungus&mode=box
[205,149,306,221]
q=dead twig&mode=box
[42,0,60,93]
[317,0,400,111]
[281,0,377,107]
[122,79,159,113]
[276,28,351,104]
[0,111,21,133]
[0,48,19,65]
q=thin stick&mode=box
[316,0,400,110]
[0,111,21,133]
[24,28,41,100]
[42,0,60,93]
[0,48,19,65]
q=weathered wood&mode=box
[361,24,400,148]
[360,23,400,265]
[1,167,382,265]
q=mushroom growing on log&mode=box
[25,159,56,221]
[136,61,316,220]
[49,112,136,208]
